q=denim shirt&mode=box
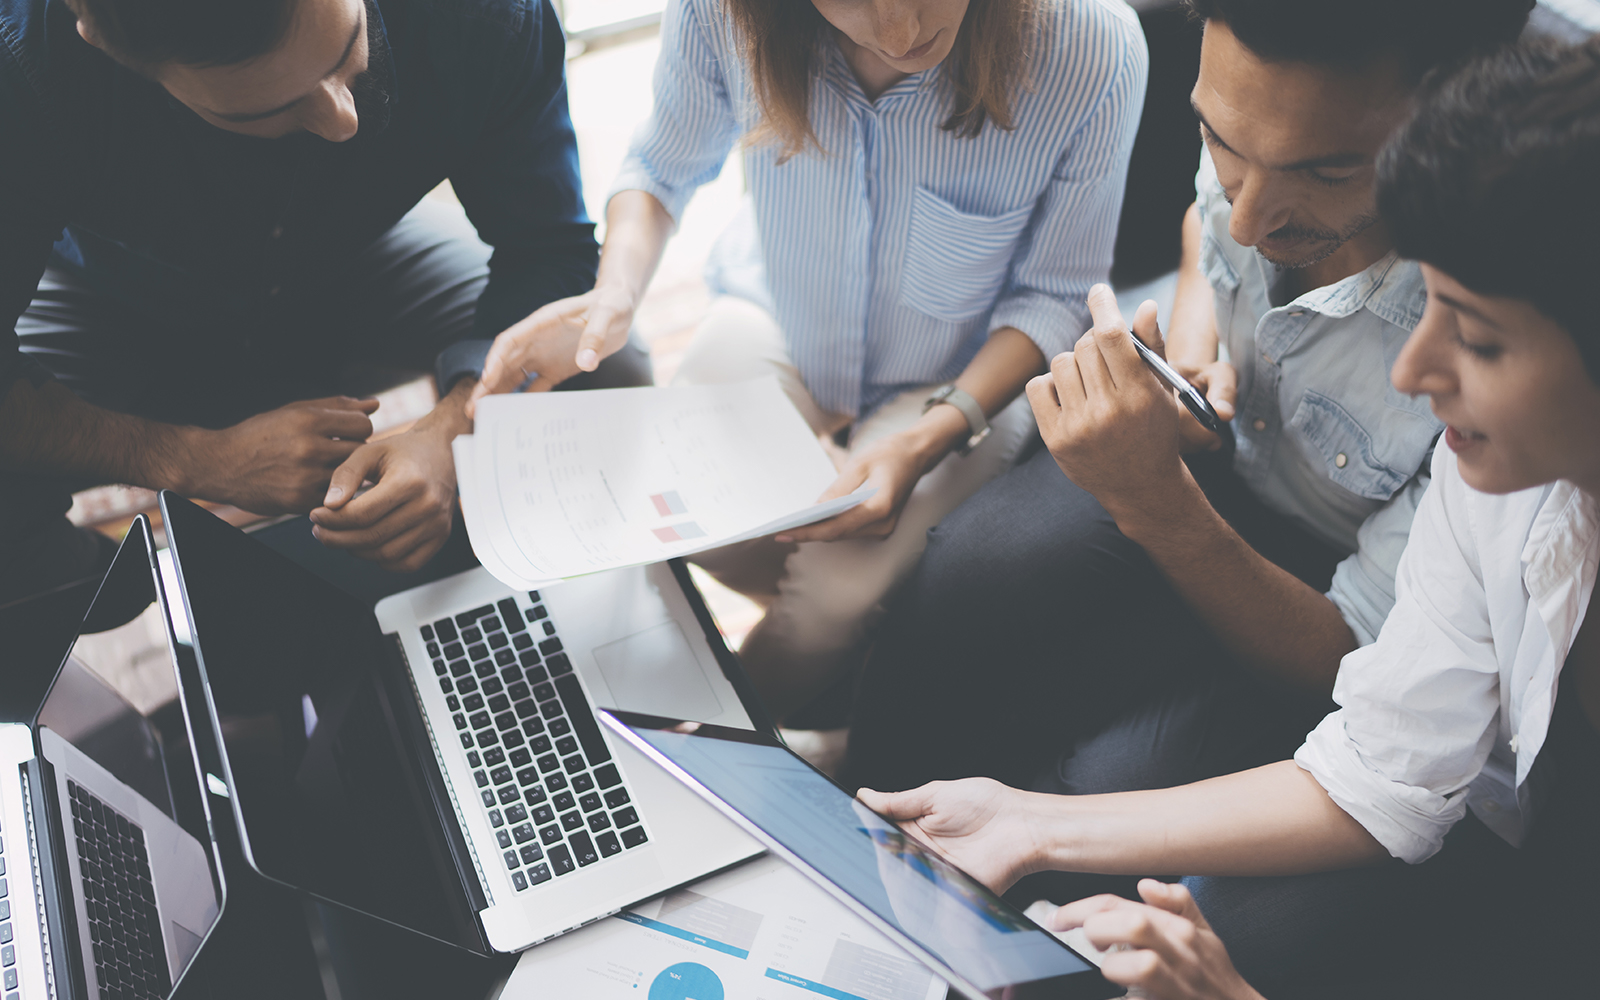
[0,0,596,396]
[1195,150,1444,645]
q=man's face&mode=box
[80,0,375,142]
[1191,20,1411,269]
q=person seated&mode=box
[861,35,1600,996]
[0,0,649,604]
[468,0,1148,720]
[843,0,1531,810]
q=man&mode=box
[844,0,1532,845]
[0,0,649,603]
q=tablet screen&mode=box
[610,716,1114,998]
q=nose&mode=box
[1226,169,1293,249]
[1391,297,1457,400]
[303,79,360,143]
[874,0,921,57]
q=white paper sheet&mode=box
[504,854,948,1000]
[457,378,873,590]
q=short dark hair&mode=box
[73,0,298,70]
[1377,38,1600,383]
[1182,0,1534,81]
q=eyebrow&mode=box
[1434,291,1506,330]
[1192,101,1370,172]
[210,13,364,124]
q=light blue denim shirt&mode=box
[1195,150,1444,645]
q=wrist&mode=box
[143,423,210,496]
[1099,462,1209,546]
[903,405,969,470]
[419,379,476,439]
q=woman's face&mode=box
[809,0,971,75]
[1392,263,1600,495]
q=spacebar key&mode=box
[553,675,612,765]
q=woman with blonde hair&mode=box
[473,0,1147,718]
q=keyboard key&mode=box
[540,700,564,720]
[579,793,601,812]
[553,791,575,811]
[604,787,630,809]
[555,736,579,757]
[440,678,455,696]
[443,642,464,661]
[512,633,533,650]
[1,944,12,966]
[462,626,483,645]
[530,735,552,754]
[488,631,509,650]
[511,871,528,891]
[526,862,552,886]
[512,823,537,844]
[502,728,525,748]
[571,831,599,867]
[524,786,547,807]
[587,812,611,833]
[554,676,613,764]
[520,844,543,864]
[476,729,499,748]
[426,641,440,658]
[563,754,586,774]
[468,711,491,730]
[539,637,563,656]
[513,698,538,720]
[453,713,468,731]
[518,650,542,669]
[536,754,560,774]
[457,605,493,627]
[459,733,475,750]
[432,658,446,676]
[467,645,488,663]
[527,602,546,619]
[482,678,504,697]
[474,770,490,787]
[523,716,546,738]
[468,751,482,767]
[495,711,518,732]
[498,787,521,806]
[539,825,562,846]
[549,717,572,737]
[490,766,512,785]
[547,653,572,676]
[474,660,497,679]
[548,845,575,876]
[495,648,516,666]
[505,804,528,824]
[594,764,622,789]
[499,599,526,633]
[532,683,555,702]
[543,621,557,636]
[613,806,639,829]
[462,693,485,712]
[434,619,458,642]
[546,772,568,791]
[621,826,649,849]
[514,765,539,785]
[504,850,520,870]
[501,665,525,685]
[509,748,533,768]
[482,747,506,766]
[560,811,583,832]
[532,806,554,825]
[488,809,503,827]
[422,624,435,641]
[496,830,512,849]
[457,675,479,694]
[597,831,622,858]
[507,682,530,702]
[449,659,471,679]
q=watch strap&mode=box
[923,385,990,456]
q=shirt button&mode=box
[1510,735,1520,753]
[1483,800,1500,813]
[1253,418,1267,432]
[1335,453,1348,468]
[1289,309,1305,317]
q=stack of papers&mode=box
[505,854,948,1000]
[455,378,872,591]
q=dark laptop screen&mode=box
[34,522,222,995]
[160,496,483,950]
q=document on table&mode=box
[455,378,873,591]
[504,853,948,1000]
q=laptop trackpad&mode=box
[591,622,724,721]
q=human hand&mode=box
[1050,881,1265,1000]
[309,403,459,573]
[856,778,1048,893]
[1026,286,1190,516]
[467,284,635,413]
[184,396,378,515]
[1172,357,1237,454]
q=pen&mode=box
[1126,334,1226,435]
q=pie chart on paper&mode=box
[647,962,724,1000]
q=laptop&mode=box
[599,711,1123,1000]
[155,492,766,953]
[0,517,224,1000]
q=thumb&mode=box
[857,786,935,822]
[320,445,383,510]
[574,303,620,373]
[1137,879,1211,930]
[1131,299,1167,358]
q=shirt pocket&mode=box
[899,187,1034,323]
[1287,391,1414,501]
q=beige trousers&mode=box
[673,296,1036,718]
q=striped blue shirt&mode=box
[612,0,1147,417]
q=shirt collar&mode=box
[1260,249,1427,327]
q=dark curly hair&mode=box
[1377,38,1600,383]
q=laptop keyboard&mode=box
[1,811,15,999]
[66,781,170,1000]
[422,593,650,893]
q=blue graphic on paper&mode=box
[648,962,724,1000]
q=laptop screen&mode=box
[160,495,483,951]
[33,522,222,996]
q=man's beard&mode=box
[1257,210,1380,270]
[351,0,393,138]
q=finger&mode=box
[317,444,384,509]
[1049,350,1088,407]
[373,519,451,573]
[308,406,378,441]
[1049,894,1135,931]
[1074,329,1120,396]
[307,438,366,468]
[1131,299,1167,357]
[311,492,438,550]
[465,382,487,419]
[1084,283,1128,334]
[312,466,419,528]
[1083,905,1198,968]
[1099,949,1183,996]
[575,304,621,373]
[1138,880,1211,931]
[856,786,936,822]
[1206,363,1238,421]
[345,512,443,567]
[305,395,381,415]
[776,502,879,544]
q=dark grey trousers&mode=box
[2,200,650,603]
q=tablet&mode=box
[599,711,1120,1000]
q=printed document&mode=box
[505,853,948,1000]
[455,378,871,590]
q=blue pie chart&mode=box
[648,962,724,1000]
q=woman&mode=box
[859,38,1600,996]
[470,0,1147,717]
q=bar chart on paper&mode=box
[505,855,947,1000]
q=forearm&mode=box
[904,327,1047,470]
[1164,203,1218,369]
[0,378,195,489]
[1108,468,1355,692]
[1035,761,1387,877]
[596,191,676,302]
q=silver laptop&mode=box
[156,491,764,953]
[0,517,223,1000]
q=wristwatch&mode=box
[923,384,990,456]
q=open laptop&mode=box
[155,492,765,953]
[600,711,1123,1000]
[0,517,224,1000]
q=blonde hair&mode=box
[726,0,1044,160]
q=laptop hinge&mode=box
[19,766,61,1000]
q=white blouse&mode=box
[1296,446,1600,863]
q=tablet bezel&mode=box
[599,709,1121,1000]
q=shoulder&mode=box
[1032,0,1147,87]
[2,0,56,102]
